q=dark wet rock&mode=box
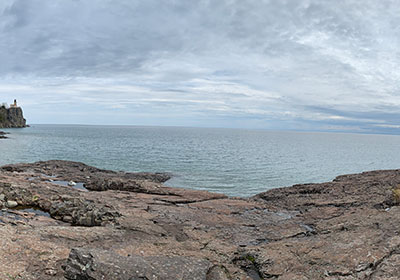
[49,196,120,226]
[84,177,172,195]
[0,160,171,183]
[0,180,119,227]
[233,252,263,280]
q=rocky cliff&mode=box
[0,106,27,128]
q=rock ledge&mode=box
[0,160,399,279]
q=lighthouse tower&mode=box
[10,99,18,108]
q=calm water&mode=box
[1,124,400,197]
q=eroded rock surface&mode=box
[64,248,215,280]
[0,160,399,279]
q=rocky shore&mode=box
[0,160,399,279]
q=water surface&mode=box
[1,125,400,197]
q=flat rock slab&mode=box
[64,248,216,280]
[0,160,400,279]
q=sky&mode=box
[1,0,400,133]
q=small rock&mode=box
[68,181,77,186]
[6,200,18,208]
[63,215,73,223]
[0,194,5,201]
[206,265,230,280]
[45,269,57,276]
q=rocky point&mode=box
[0,104,26,128]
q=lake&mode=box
[1,124,400,197]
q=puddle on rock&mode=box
[0,209,24,220]
[40,173,57,178]
[51,180,88,192]
[29,173,58,181]
[13,206,51,217]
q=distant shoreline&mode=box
[0,131,8,139]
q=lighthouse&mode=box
[10,99,18,108]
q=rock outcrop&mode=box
[0,160,400,279]
[63,248,215,280]
[0,105,26,128]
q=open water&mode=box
[1,124,400,197]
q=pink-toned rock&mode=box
[0,160,400,279]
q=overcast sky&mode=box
[0,0,400,133]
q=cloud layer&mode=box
[1,0,400,132]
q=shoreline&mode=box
[0,131,8,139]
[0,160,399,279]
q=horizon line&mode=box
[7,123,400,137]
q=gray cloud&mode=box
[0,0,400,132]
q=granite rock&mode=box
[0,160,399,279]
